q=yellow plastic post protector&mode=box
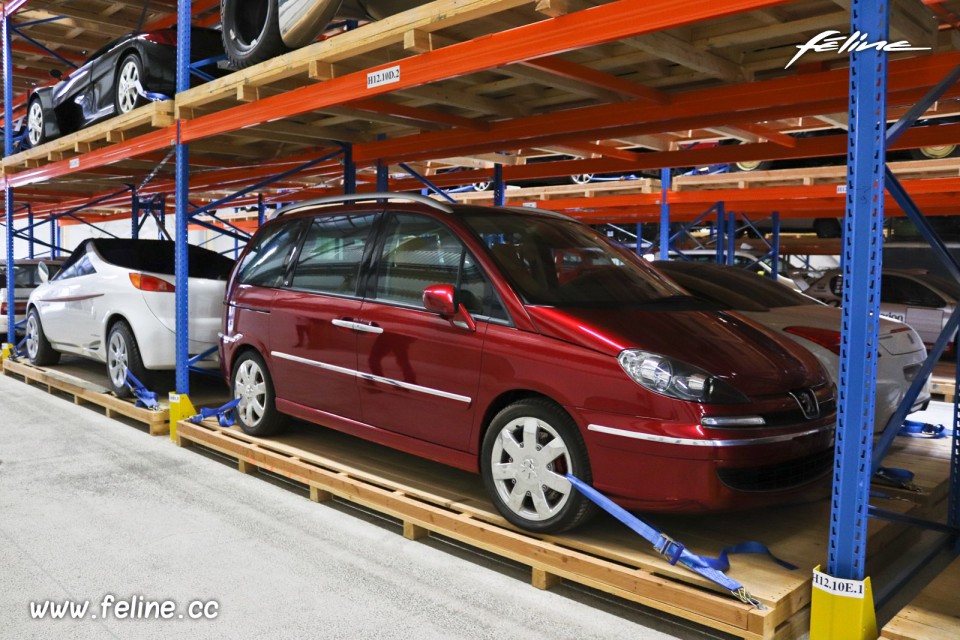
[810,565,877,640]
[168,393,197,442]
[0,343,13,361]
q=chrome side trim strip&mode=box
[272,351,357,377]
[270,351,470,404]
[331,319,385,334]
[356,371,471,403]
[586,423,833,447]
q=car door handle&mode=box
[331,319,384,334]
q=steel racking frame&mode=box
[2,0,960,633]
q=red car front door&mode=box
[355,212,505,452]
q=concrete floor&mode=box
[0,372,719,640]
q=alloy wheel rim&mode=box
[27,101,43,146]
[107,332,129,389]
[117,61,141,113]
[920,144,956,159]
[26,315,39,360]
[234,360,267,427]
[490,417,573,522]
[736,160,763,171]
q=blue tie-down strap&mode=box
[124,371,159,410]
[189,398,240,427]
[898,420,956,439]
[566,474,797,609]
[874,466,918,489]
[12,335,28,359]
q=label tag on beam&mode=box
[810,565,877,639]
[367,65,400,89]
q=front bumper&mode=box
[571,405,835,512]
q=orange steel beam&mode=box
[10,41,85,65]
[558,141,645,163]
[179,0,794,143]
[520,56,669,104]
[733,123,797,147]
[347,98,489,130]
[356,53,960,163]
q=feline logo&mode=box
[786,30,931,69]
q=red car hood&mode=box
[524,306,828,397]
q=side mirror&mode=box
[38,262,49,284]
[423,284,456,315]
[49,69,63,81]
[422,284,476,331]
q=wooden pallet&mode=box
[671,158,960,192]
[0,101,174,174]
[881,555,960,640]
[929,379,957,404]
[2,357,169,435]
[173,417,954,640]
[445,178,660,204]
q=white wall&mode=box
[2,212,249,263]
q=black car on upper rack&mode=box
[24,27,226,149]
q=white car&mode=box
[646,249,807,291]
[25,239,233,397]
[807,268,959,354]
[1,259,64,335]
[656,261,931,434]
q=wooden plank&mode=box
[173,415,953,639]
[1,357,169,433]
[1,101,174,172]
[176,419,769,638]
[881,556,960,640]
[175,0,535,112]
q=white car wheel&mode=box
[27,99,45,147]
[481,399,595,532]
[115,55,145,114]
[231,351,287,436]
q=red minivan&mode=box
[221,194,836,533]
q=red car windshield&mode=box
[464,213,686,307]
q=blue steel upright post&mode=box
[131,189,140,240]
[26,205,34,259]
[771,211,780,281]
[811,0,887,637]
[174,0,192,395]
[659,168,670,260]
[343,143,356,194]
[494,164,505,206]
[3,12,15,347]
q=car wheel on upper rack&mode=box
[909,145,959,161]
[232,350,288,436]
[115,54,147,115]
[25,97,49,148]
[25,309,60,366]
[571,173,594,184]
[481,398,596,533]
[732,159,773,172]
[221,0,290,69]
[107,320,150,398]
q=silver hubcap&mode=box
[27,101,43,146]
[572,174,593,184]
[108,332,129,389]
[490,417,573,522]
[26,315,40,360]
[117,60,141,113]
[234,360,267,427]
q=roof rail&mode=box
[272,193,454,219]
